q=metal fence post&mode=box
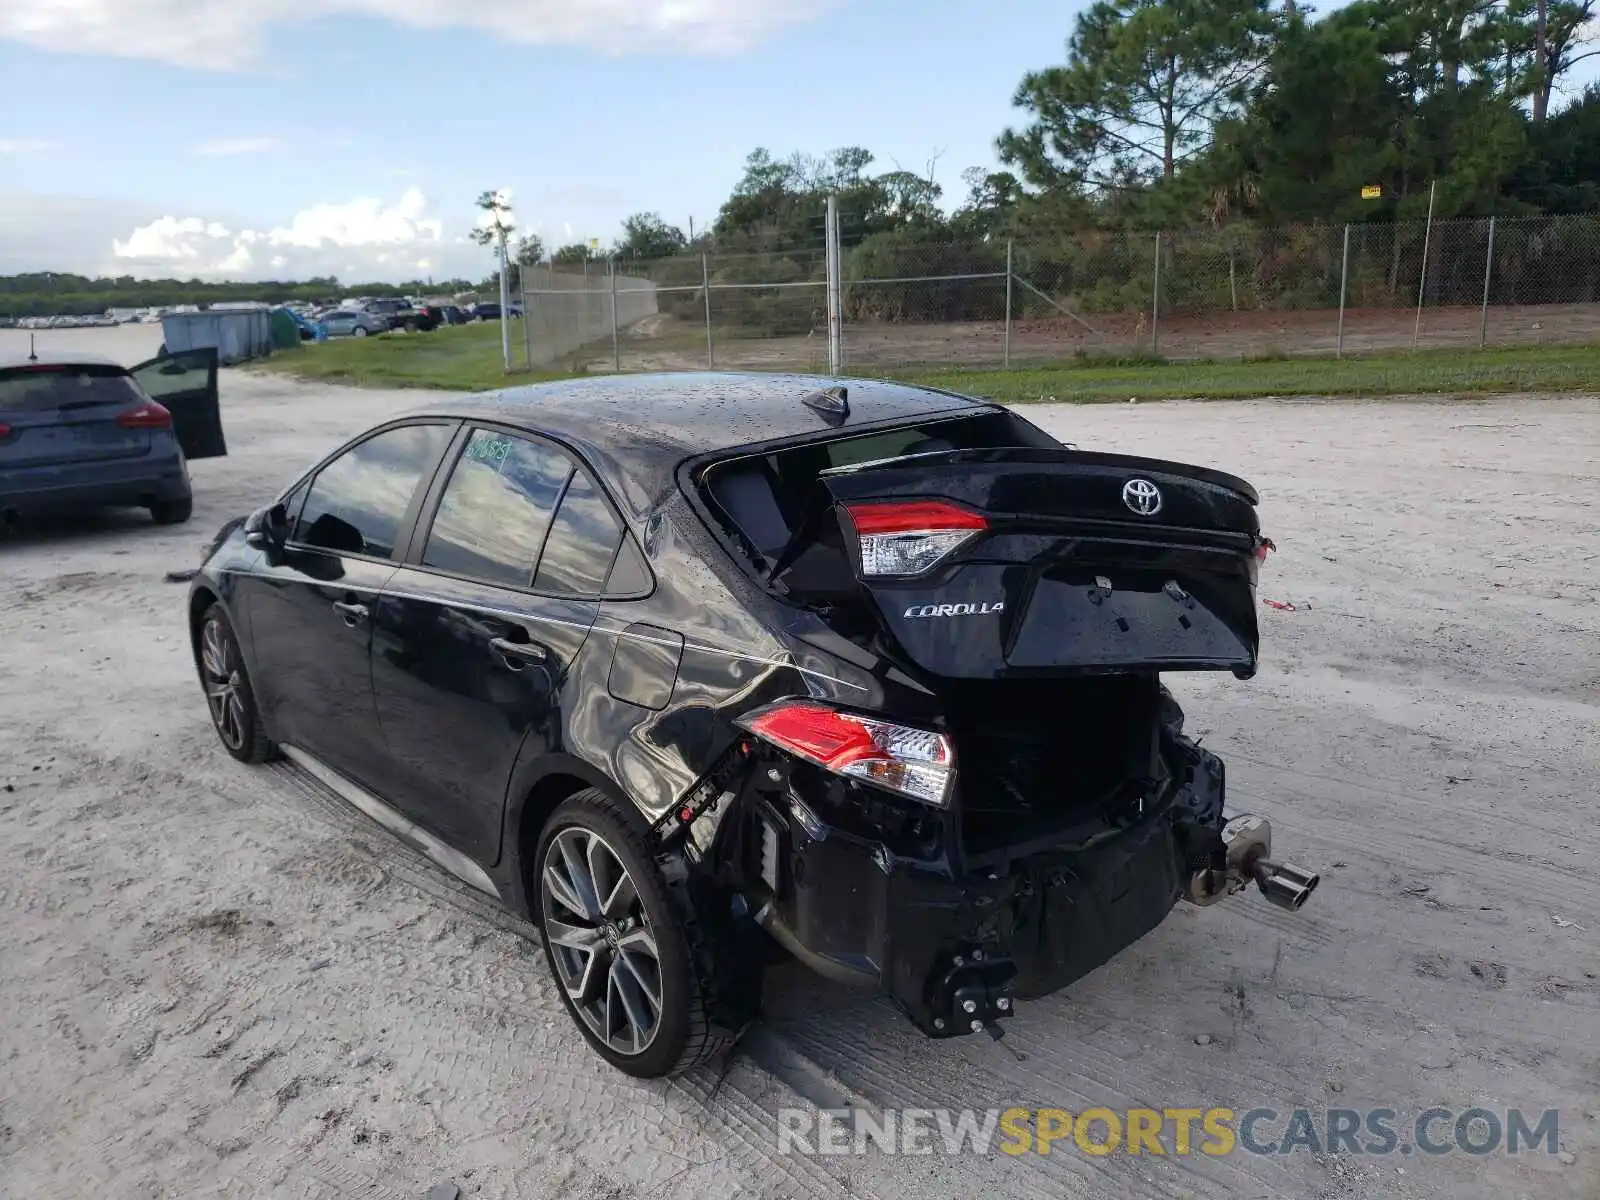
[825,195,843,374]
[521,274,534,371]
[1151,231,1161,356]
[1413,179,1437,349]
[1479,215,1497,349]
[1228,241,1239,312]
[1003,239,1014,369]
[1336,223,1350,359]
[702,252,715,368]
[609,256,620,372]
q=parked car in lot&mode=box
[435,305,470,326]
[186,373,1315,1078]
[320,310,390,338]
[2,349,225,527]
[392,304,443,333]
[470,302,521,320]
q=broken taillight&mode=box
[843,499,987,577]
[736,700,955,808]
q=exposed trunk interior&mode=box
[944,674,1162,855]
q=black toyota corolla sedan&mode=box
[187,372,1317,1078]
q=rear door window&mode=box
[294,422,452,559]
[533,471,625,596]
[421,428,575,587]
[130,351,211,405]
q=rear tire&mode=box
[197,603,277,764]
[150,496,193,525]
[534,789,727,1078]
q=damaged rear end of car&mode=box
[676,401,1319,1040]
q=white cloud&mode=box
[112,216,231,259]
[0,1,835,70]
[0,139,58,154]
[194,136,280,156]
[265,186,443,249]
[108,188,456,279]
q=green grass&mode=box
[898,343,1600,403]
[253,324,1600,402]
[250,321,572,392]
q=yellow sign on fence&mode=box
[1360,185,1382,200]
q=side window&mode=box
[534,470,624,597]
[422,429,574,588]
[293,423,451,559]
[605,535,651,596]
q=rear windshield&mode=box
[0,365,142,412]
[698,410,1056,571]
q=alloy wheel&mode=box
[200,619,247,752]
[540,827,664,1056]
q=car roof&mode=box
[406,372,995,515]
[0,351,128,372]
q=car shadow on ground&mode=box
[0,506,175,548]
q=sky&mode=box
[0,0,1084,283]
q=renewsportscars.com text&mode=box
[776,1106,1563,1158]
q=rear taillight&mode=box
[843,499,987,577]
[0,422,11,438]
[737,700,955,808]
[116,401,173,430]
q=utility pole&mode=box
[1534,0,1550,122]
[470,189,516,372]
[825,195,843,375]
[497,234,512,370]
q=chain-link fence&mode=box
[520,213,1600,373]
[523,246,831,374]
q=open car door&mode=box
[130,347,226,459]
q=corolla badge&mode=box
[1122,477,1163,515]
[902,601,1005,619]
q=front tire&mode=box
[353,326,369,338]
[534,789,725,1078]
[197,603,276,764]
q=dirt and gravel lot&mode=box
[1,366,1596,1200]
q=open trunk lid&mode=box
[791,446,1264,678]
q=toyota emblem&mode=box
[1122,478,1163,515]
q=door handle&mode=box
[332,600,369,626]
[490,636,547,667]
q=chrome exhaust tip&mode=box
[1251,859,1320,911]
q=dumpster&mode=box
[160,308,273,365]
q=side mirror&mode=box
[244,502,289,556]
